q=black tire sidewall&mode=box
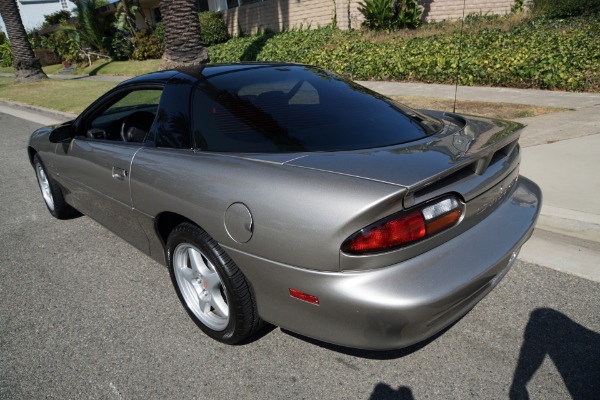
[166,223,247,344]
[34,154,64,219]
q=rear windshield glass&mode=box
[191,65,443,153]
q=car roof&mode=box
[117,62,309,87]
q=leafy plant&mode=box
[359,0,422,30]
[511,0,525,14]
[198,11,229,46]
[132,29,163,60]
[71,0,107,50]
[395,0,423,28]
[0,35,13,67]
[114,0,138,36]
[103,30,134,61]
[530,0,600,18]
[359,0,395,30]
[41,10,71,29]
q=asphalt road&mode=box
[1,112,599,399]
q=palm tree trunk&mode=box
[0,0,47,84]
[159,0,209,70]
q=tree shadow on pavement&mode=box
[510,308,600,399]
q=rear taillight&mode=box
[342,195,463,254]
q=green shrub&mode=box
[198,11,229,46]
[359,0,396,30]
[104,30,134,61]
[155,22,164,47]
[132,29,164,60]
[530,0,600,18]
[41,10,71,29]
[210,15,600,92]
[395,0,423,29]
[0,34,13,67]
[359,0,422,30]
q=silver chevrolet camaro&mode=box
[28,63,541,350]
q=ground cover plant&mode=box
[210,13,600,92]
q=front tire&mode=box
[166,223,261,344]
[34,154,76,219]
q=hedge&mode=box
[210,15,600,92]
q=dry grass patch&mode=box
[390,95,569,119]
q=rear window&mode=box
[191,65,443,153]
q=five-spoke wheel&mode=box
[167,223,262,344]
[33,154,76,219]
[172,243,230,331]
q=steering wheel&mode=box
[120,111,155,142]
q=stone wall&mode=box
[421,0,515,21]
[222,0,367,35]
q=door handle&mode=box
[112,166,128,180]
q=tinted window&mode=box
[191,65,443,153]
[86,89,162,142]
[153,79,193,149]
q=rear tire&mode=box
[166,223,262,344]
[34,154,76,219]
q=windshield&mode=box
[191,65,443,153]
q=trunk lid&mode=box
[284,113,523,202]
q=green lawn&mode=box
[0,59,161,77]
[0,77,118,114]
[73,59,161,76]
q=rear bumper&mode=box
[226,176,541,350]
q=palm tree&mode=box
[159,0,209,70]
[0,0,46,83]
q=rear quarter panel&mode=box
[129,148,405,271]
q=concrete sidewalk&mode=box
[360,81,600,282]
[2,78,599,281]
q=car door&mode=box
[54,87,163,253]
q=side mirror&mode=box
[49,124,75,143]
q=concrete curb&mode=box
[0,99,76,123]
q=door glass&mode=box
[87,89,162,142]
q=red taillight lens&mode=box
[344,211,426,254]
[343,196,462,255]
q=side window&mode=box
[85,89,162,143]
[191,80,320,152]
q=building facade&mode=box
[14,0,77,30]
[208,0,518,36]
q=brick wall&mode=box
[222,0,336,35]
[421,0,515,21]
[222,0,516,35]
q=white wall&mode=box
[18,1,77,30]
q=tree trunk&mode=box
[159,0,209,70]
[0,0,47,84]
[134,0,154,34]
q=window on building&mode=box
[198,0,209,12]
[60,0,68,9]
